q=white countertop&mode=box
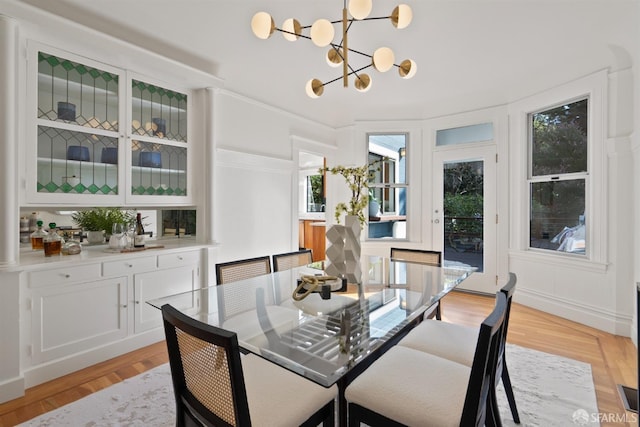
[10,238,215,271]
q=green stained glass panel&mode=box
[131,79,187,142]
[38,52,119,131]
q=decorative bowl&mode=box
[139,151,162,168]
[101,147,118,164]
[67,145,90,162]
[57,101,76,121]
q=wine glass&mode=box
[124,220,136,248]
[110,223,125,249]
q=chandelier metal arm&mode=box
[321,64,372,86]
[250,2,416,97]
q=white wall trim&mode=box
[509,249,608,273]
[217,89,336,133]
[0,376,24,403]
[515,286,632,336]
[22,329,164,388]
[215,147,293,172]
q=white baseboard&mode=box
[515,287,633,337]
[23,329,165,389]
[0,376,25,404]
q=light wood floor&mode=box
[0,291,637,427]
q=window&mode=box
[528,98,587,254]
[367,133,407,239]
[306,174,324,212]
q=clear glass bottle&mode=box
[30,220,48,250]
[43,223,62,257]
[61,231,82,255]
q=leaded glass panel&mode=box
[38,52,119,131]
[131,140,187,196]
[37,126,118,194]
[131,80,187,142]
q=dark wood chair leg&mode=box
[502,362,520,423]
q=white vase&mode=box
[86,230,104,245]
[344,215,362,284]
[325,224,346,278]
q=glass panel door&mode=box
[37,51,120,195]
[130,79,188,198]
[433,145,497,293]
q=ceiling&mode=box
[16,0,637,128]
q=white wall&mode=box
[212,91,337,264]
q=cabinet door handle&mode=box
[121,304,127,308]
[64,274,71,278]
[135,300,140,304]
[178,256,183,260]
[126,263,133,268]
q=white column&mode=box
[0,15,18,268]
[204,87,216,245]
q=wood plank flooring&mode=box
[0,291,637,426]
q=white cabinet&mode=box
[25,42,193,206]
[134,264,199,333]
[30,275,127,364]
[23,247,204,382]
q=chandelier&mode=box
[250,0,417,98]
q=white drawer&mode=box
[28,263,102,288]
[158,250,199,269]
[103,255,157,276]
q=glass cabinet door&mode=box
[36,52,121,196]
[130,80,188,198]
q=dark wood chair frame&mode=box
[348,292,508,427]
[215,255,272,286]
[494,272,520,424]
[389,247,443,320]
[162,304,335,427]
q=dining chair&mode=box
[345,291,507,427]
[215,255,272,285]
[396,272,520,423]
[389,247,443,320]
[161,304,337,427]
[272,249,313,272]
[389,247,442,266]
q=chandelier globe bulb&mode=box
[391,4,413,29]
[398,59,417,79]
[251,12,275,39]
[310,19,335,47]
[282,18,301,41]
[372,47,395,72]
[348,0,372,20]
[354,74,372,92]
[306,79,325,98]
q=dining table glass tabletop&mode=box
[147,255,474,388]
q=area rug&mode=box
[21,344,599,426]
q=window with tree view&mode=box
[368,134,407,239]
[529,98,587,254]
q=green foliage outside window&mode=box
[443,161,483,238]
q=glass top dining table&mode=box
[147,256,474,389]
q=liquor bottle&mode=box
[43,223,62,257]
[30,220,48,250]
[134,213,145,248]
